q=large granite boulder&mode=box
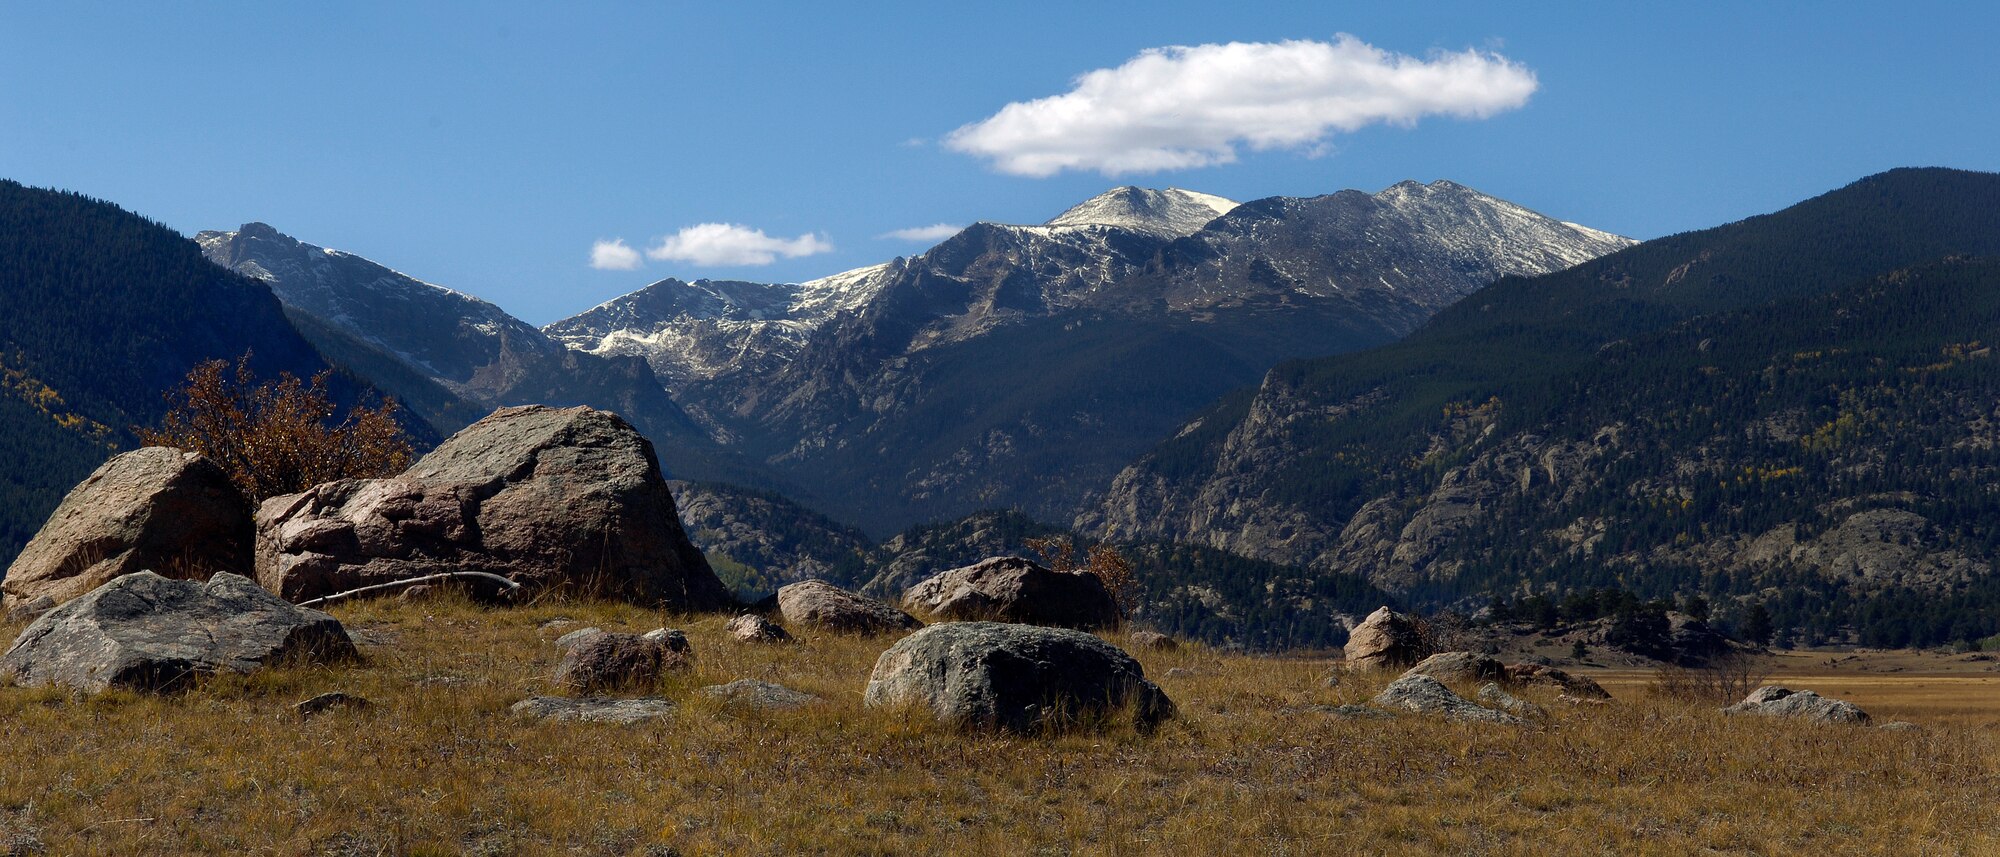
[863,621,1175,733]
[1343,606,1427,671]
[1723,685,1871,725]
[254,405,731,609]
[1370,675,1522,725]
[901,556,1120,630]
[2,448,251,610]
[0,572,356,693]
[777,580,921,635]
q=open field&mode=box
[0,595,1995,856]
[1590,649,2000,730]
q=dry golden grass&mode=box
[0,593,1995,856]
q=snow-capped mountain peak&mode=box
[1043,186,1240,238]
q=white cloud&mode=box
[945,35,1538,178]
[645,223,834,267]
[589,238,642,271]
[879,223,964,242]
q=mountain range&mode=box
[6,168,1994,650]
[546,181,1632,533]
[1084,167,2000,646]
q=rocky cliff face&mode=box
[549,181,1632,535]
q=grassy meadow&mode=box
[0,593,1993,855]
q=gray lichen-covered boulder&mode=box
[1401,651,1506,685]
[2,448,251,610]
[901,557,1120,630]
[1343,606,1427,671]
[254,405,731,609]
[863,621,1175,733]
[777,580,921,635]
[553,630,690,693]
[0,572,356,693]
[1370,675,1522,725]
[1723,685,1871,725]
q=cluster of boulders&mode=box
[2,405,734,613]
[0,408,1921,738]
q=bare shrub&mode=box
[1649,651,1774,704]
[137,353,413,502]
[1412,611,1476,655]
[1026,536,1138,619]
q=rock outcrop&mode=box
[863,621,1174,733]
[1369,675,1522,725]
[901,557,1120,630]
[1343,607,1427,671]
[776,580,921,635]
[3,448,251,610]
[0,572,356,693]
[1723,685,1871,725]
[254,405,731,609]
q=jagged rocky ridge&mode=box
[549,181,1633,534]
[1085,168,2000,647]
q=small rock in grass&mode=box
[1722,685,1870,725]
[642,627,691,653]
[555,632,690,693]
[778,580,921,635]
[296,691,371,718]
[1477,682,1546,719]
[725,614,793,644]
[1129,631,1177,651]
[511,696,674,725]
[701,679,820,711]
[1370,675,1522,725]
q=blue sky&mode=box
[4,2,1996,324]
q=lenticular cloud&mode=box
[945,35,1539,178]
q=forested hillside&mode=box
[1090,168,2000,646]
[0,182,379,561]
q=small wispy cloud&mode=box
[946,35,1539,178]
[879,223,963,242]
[645,223,834,267]
[589,238,643,271]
